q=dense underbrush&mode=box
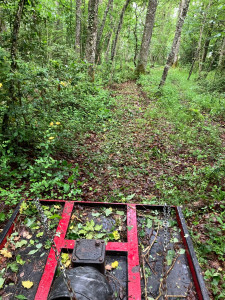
[0,51,113,207]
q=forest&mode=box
[0,0,224,299]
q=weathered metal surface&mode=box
[35,201,74,300]
[72,239,106,274]
[0,200,209,300]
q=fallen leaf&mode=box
[112,231,120,240]
[111,261,119,269]
[105,264,112,271]
[22,280,34,289]
[20,272,25,277]
[0,249,12,258]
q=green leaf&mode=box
[48,214,62,220]
[92,212,100,217]
[36,232,44,237]
[28,249,38,255]
[36,243,43,249]
[0,212,6,222]
[179,248,186,255]
[15,295,28,299]
[105,208,112,216]
[116,211,125,216]
[0,278,5,289]
[166,249,175,266]
[127,226,133,231]
[95,233,105,239]
[16,255,25,265]
[146,219,152,229]
[94,224,102,231]
[126,193,135,201]
[25,217,36,227]
[63,184,70,193]
[68,176,74,183]
[15,240,28,249]
[8,262,19,273]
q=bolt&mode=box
[73,257,76,261]
[95,241,100,246]
[101,240,104,244]
[76,240,80,243]
[99,258,103,262]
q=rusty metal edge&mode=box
[177,206,210,300]
[0,199,24,249]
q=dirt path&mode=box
[74,81,197,204]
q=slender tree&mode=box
[188,1,212,80]
[133,4,139,67]
[173,0,185,67]
[2,0,26,133]
[201,22,213,66]
[75,0,82,56]
[159,0,190,89]
[110,0,131,62]
[85,0,99,81]
[135,0,158,76]
[95,0,113,63]
[218,37,225,67]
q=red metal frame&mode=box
[35,201,142,300]
[1,199,208,300]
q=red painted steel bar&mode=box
[62,240,128,252]
[127,204,141,299]
[35,201,74,300]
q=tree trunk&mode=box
[0,7,6,33]
[173,0,185,67]
[75,0,82,56]
[187,24,204,80]
[95,0,113,64]
[85,0,99,81]
[110,0,131,62]
[218,37,225,67]
[135,0,158,76]
[2,0,25,133]
[187,1,211,80]
[133,4,139,67]
[201,23,213,65]
[159,0,190,89]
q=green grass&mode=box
[138,66,225,299]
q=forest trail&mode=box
[75,80,156,203]
[75,80,194,205]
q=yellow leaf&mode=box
[54,205,61,209]
[60,81,67,87]
[0,83,3,88]
[61,253,71,268]
[112,230,120,240]
[111,261,119,269]
[55,122,61,125]
[0,249,12,258]
[49,136,55,140]
[49,122,54,126]
[22,280,34,289]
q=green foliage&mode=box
[137,67,224,205]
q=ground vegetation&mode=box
[0,0,224,298]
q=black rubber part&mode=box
[49,266,113,300]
